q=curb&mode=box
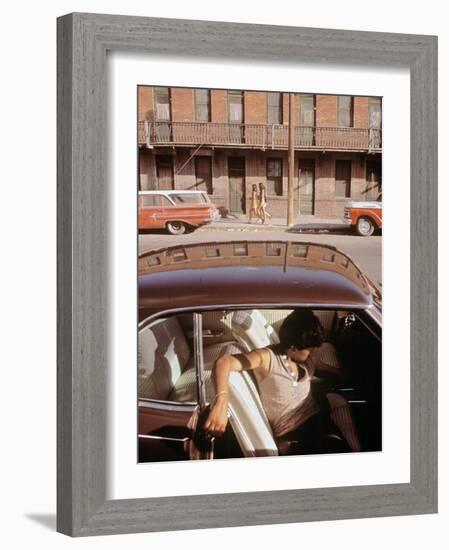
[198,222,351,234]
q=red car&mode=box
[344,194,382,236]
[138,190,220,234]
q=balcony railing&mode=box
[138,121,382,151]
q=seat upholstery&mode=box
[327,393,361,451]
[231,309,279,351]
[138,316,191,400]
[311,341,342,374]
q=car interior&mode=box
[138,308,382,460]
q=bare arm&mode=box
[203,349,270,436]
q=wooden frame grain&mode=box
[57,12,438,536]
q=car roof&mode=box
[138,190,206,194]
[138,240,376,318]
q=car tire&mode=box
[166,221,187,235]
[356,217,375,237]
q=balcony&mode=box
[138,121,382,152]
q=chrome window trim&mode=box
[138,434,190,443]
[138,399,198,411]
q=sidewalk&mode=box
[199,215,349,233]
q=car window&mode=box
[140,194,161,207]
[138,307,349,405]
[171,193,206,204]
[138,313,197,404]
[138,306,382,457]
[160,196,173,206]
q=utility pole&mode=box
[287,93,295,226]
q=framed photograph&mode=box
[57,13,437,536]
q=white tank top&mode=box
[257,347,320,437]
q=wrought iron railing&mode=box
[138,121,382,150]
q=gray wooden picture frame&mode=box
[57,12,438,537]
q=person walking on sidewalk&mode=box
[258,182,272,224]
[249,184,263,223]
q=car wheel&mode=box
[166,221,187,235]
[356,217,375,237]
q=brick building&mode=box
[138,86,382,219]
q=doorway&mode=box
[365,160,382,200]
[156,155,174,190]
[298,160,315,215]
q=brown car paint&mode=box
[138,241,374,321]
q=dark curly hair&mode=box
[278,309,325,351]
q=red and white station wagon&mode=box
[138,190,220,235]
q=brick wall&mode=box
[171,88,194,122]
[244,92,266,124]
[316,95,338,126]
[354,96,369,128]
[138,86,154,121]
[211,90,227,122]
[138,86,377,129]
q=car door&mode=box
[138,312,213,462]
[138,400,203,462]
[138,193,164,229]
[158,195,181,227]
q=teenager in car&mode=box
[204,309,350,454]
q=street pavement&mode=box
[139,222,382,285]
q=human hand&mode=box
[203,395,229,437]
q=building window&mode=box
[228,91,244,123]
[299,95,315,126]
[369,97,382,128]
[335,160,351,198]
[195,157,213,194]
[299,95,315,146]
[267,92,282,124]
[154,87,171,121]
[195,89,211,122]
[267,158,283,196]
[156,155,174,190]
[338,96,353,127]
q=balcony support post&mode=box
[287,93,296,226]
